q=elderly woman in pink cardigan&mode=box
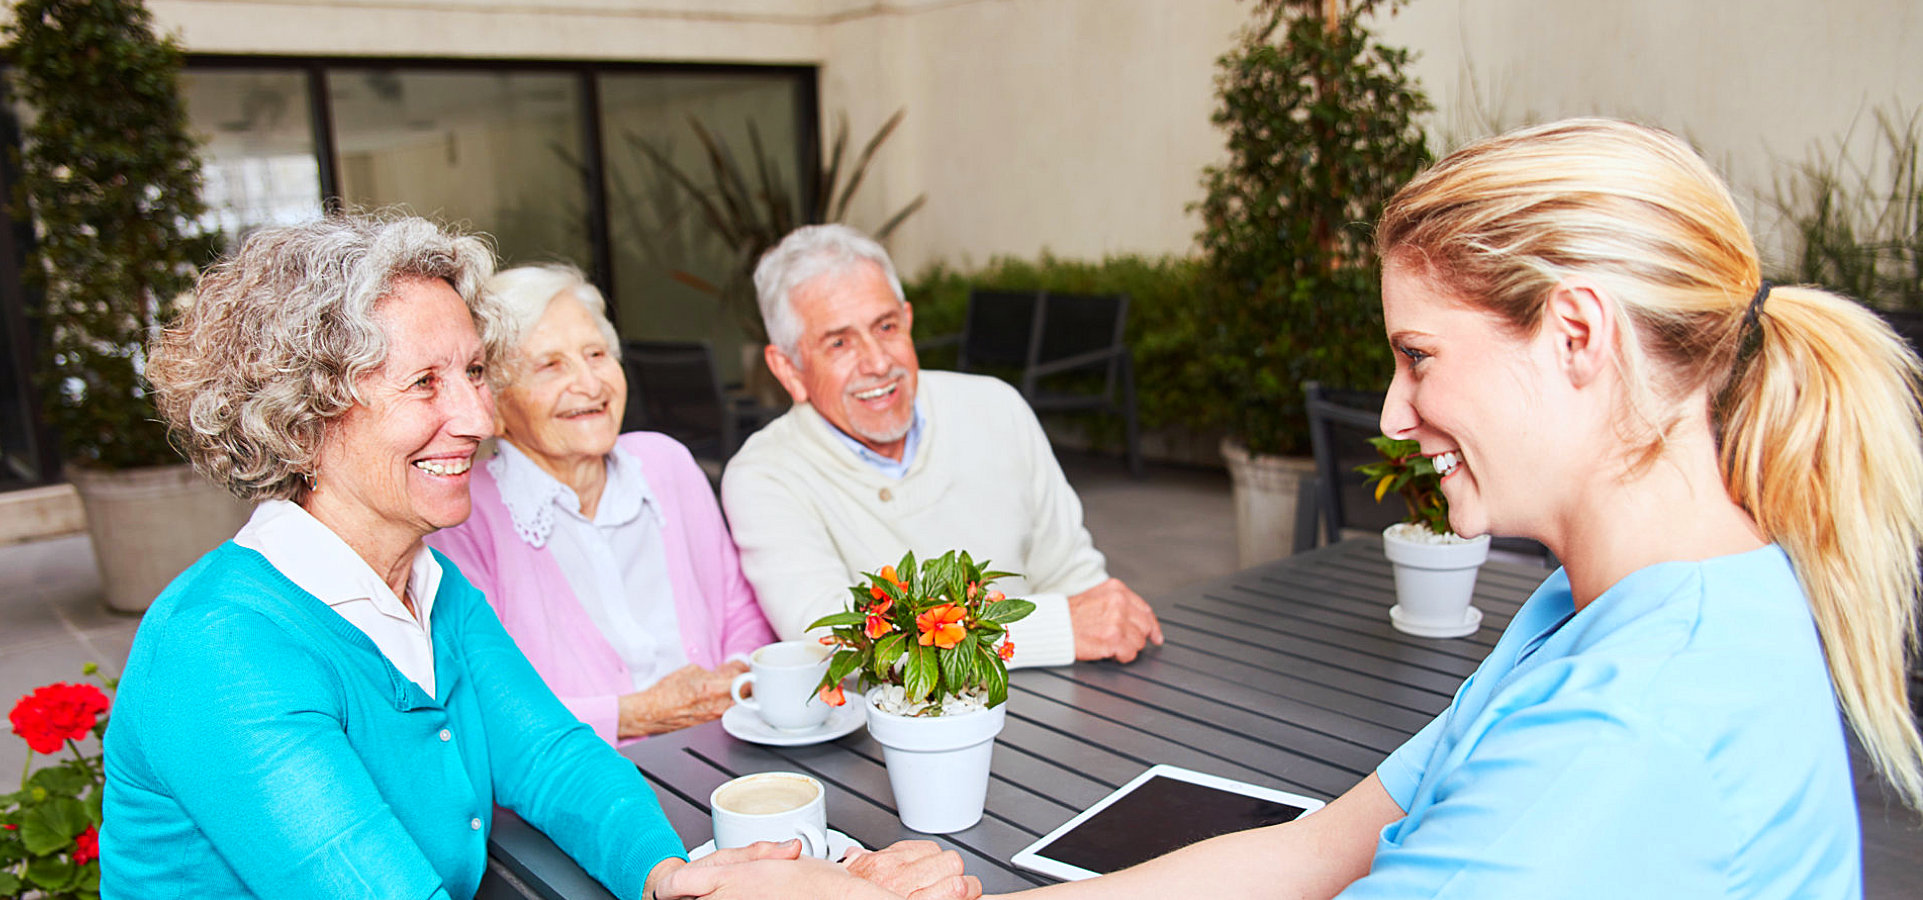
[428,264,774,744]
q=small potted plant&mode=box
[1356,436,1490,638]
[2,665,114,898]
[807,550,1034,833]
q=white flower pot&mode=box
[863,687,1007,834]
[68,463,253,613]
[1381,524,1491,638]
[1220,438,1317,567]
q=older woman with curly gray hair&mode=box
[100,215,707,898]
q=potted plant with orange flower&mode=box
[806,549,1033,833]
[2,665,114,899]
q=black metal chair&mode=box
[942,288,1143,477]
[619,339,771,469]
[1298,381,1555,565]
[1300,381,1410,553]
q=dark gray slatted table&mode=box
[481,537,1546,898]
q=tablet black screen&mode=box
[1038,775,1311,875]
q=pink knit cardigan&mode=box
[427,431,774,744]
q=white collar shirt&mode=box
[233,499,442,697]
[492,440,688,691]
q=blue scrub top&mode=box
[1343,545,1860,899]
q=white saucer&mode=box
[1389,604,1482,639]
[722,700,867,746]
[689,828,864,861]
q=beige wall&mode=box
[141,0,1923,273]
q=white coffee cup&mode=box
[710,771,830,858]
[731,640,833,732]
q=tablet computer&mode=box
[1010,764,1325,882]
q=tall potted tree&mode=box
[1194,0,1430,565]
[8,0,239,612]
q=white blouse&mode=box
[492,440,689,691]
[234,499,442,696]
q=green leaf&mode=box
[0,871,19,894]
[20,797,88,855]
[825,648,863,689]
[805,611,867,630]
[28,764,90,797]
[872,632,907,674]
[24,855,77,891]
[895,550,917,585]
[938,641,973,692]
[979,598,1036,625]
[903,642,937,704]
[984,654,1010,708]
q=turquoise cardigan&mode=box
[101,543,685,898]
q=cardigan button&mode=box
[470,817,483,831]
[439,729,452,742]
[879,487,893,502]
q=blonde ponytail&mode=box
[1380,117,1923,810]
[1719,286,1923,808]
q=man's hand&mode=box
[619,660,750,739]
[843,840,982,900]
[1067,578,1163,663]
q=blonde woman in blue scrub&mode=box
[979,119,1923,899]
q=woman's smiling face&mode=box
[1377,258,1569,540]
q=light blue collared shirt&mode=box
[824,396,927,479]
[1349,545,1859,898]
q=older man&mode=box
[722,225,1161,668]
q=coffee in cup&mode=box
[730,640,833,732]
[710,772,829,858]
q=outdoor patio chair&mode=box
[934,288,1143,477]
[620,339,773,476]
[1299,381,1557,565]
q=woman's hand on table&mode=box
[647,838,981,899]
[618,661,750,739]
[843,840,980,899]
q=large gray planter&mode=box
[1219,438,1316,567]
[68,463,252,613]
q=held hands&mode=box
[618,661,750,739]
[1068,578,1164,663]
[651,838,981,900]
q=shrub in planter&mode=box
[1193,0,1430,457]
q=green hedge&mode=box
[902,253,1216,441]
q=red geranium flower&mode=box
[997,638,1016,661]
[819,683,846,707]
[9,682,111,755]
[71,824,98,865]
[916,604,967,649]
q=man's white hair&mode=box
[753,224,906,362]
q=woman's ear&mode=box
[1542,279,1617,388]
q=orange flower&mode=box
[879,564,902,587]
[966,581,979,600]
[869,583,888,602]
[985,590,1005,604]
[997,638,1015,661]
[819,635,839,645]
[916,603,967,649]
[864,613,896,639]
[819,683,846,707]
[868,593,893,616]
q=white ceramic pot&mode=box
[67,463,252,613]
[863,688,1007,834]
[1381,524,1491,638]
[1219,438,1317,567]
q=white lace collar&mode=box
[491,440,659,549]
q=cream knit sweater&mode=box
[721,370,1107,667]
